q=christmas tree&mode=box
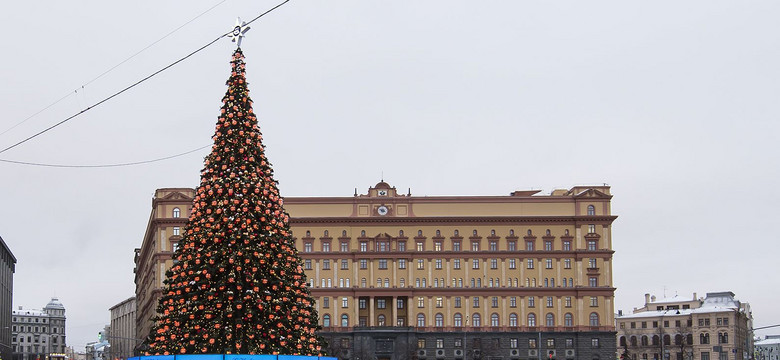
[146,48,325,356]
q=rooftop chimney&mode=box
[645,293,651,304]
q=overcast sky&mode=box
[1,0,779,350]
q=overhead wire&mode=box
[0,0,228,138]
[0,144,212,168]
[0,0,292,165]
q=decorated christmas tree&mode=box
[146,48,325,356]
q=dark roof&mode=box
[0,235,17,264]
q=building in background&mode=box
[133,188,193,349]
[134,182,618,359]
[11,298,67,360]
[755,336,780,360]
[108,297,136,360]
[616,292,753,360]
[0,236,15,360]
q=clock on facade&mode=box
[378,190,388,196]
[377,205,389,216]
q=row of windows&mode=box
[12,335,61,344]
[320,312,602,328]
[310,275,595,288]
[320,295,600,310]
[307,257,600,271]
[302,237,601,253]
[416,337,599,350]
[12,317,49,323]
[11,326,60,333]
[624,351,723,360]
[621,317,730,330]
[619,332,729,347]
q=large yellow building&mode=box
[134,182,617,359]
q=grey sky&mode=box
[1,0,778,349]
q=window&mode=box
[322,260,330,270]
[590,297,598,307]
[359,259,367,269]
[489,241,497,251]
[491,313,500,327]
[435,314,444,327]
[172,227,180,236]
[491,297,499,308]
[323,314,330,327]
[528,296,535,307]
[489,258,497,269]
[472,259,480,269]
[509,297,517,307]
[398,259,406,269]
[508,241,516,251]
[378,259,388,269]
[547,338,555,348]
[359,299,367,309]
[526,241,535,251]
[453,241,461,251]
[304,259,312,270]
[509,313,519,327]
[587,205,595,215]
[377,314,386,326]
[360,242,367,252]
[589,277,598,287]
[341,259,349,270]
[397,299,405,309]
[544,241,552,251]
[702,352,710,360]
[529,338,537,349]
[700,333,710,344]
[398,241,406,251]
[471,242,480,251]
[304,243,312,252]
[527,259,534,269]
[589,258,597,268]
[417,259,425,269]
[377,241,388,252]
[547,296,554,307]
[564,258,571,269]
[172,207,181,218]
[545,259,553,269]
[377,299,386,309]
[418,297,425,308]
[436,338,444,348]
[436,297,443,308]
[341,314,349,327]
[323,297,330,308]
[322,242,331,252]
[563,240,571,251]
[453,259,461,269]
[473,297,480,308]
[588,224,596,234]
[418,339,426,348]
[472,314,481,327]
[342,297,349,308]
[587,240,598,251]
[340,242,349,252]
[564,313,573,327]
[589,313,600,326]
[528,313,536,326]
[454,297,462,308]
[417,314,426,327]
[416,242,424,251]
[546,313,555,327]
[591,338,600,348]
[435,259,442,269]
[508,259,516,269]
[510,338,518,349]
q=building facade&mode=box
[133,188,194,347]
[135,182,617,360]
[616,292,753,360]
[0,236,16,360]
[11,298,67,360]
[108,297,136,360]
[755,336,780,360]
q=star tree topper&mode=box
[230,17,250,47]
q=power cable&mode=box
[0,0,228,138]
[0,0,292,156]
[0,144,211,168]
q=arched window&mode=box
[360,230,366,237]
[527,313,536,327]
[587,205,595,216]
[652,335,660,346]
[472,313,481,327]
[323,314,331,327]
[341,314,349,327]
[361,278,366,288]
[563,278,568,287]
[619,336,627,347]
[663,335,671,346]
[342,230,347,236]
[565,229,570,236]
[454,230,459,236]
[417,314,426,327]
[630,336,638,347]
[436,230,441,236]
[641,335,649,346]
[491,313,499,327]
[376,278,381,287]
[546,229,551,236]
[719,332,728,344]
[435,313,444,327]
[473,229,478,236]
[172,208,181,218]
[418,230,423,236]
[306,230,311,237]
[675,335,683,345]
[564,313,573,327]
[399,230,404,236]
[700,333,710,344]
[509,313,518,327]
[510,229,515,236]
[384,278,389,288]
[377,315,386,326]
[546,313,555,327]
[589,313,599,326]
[323,230,329,237]
[454,313,463,327]
[491,229,496,236]
[686,334,693,345]
[527,229,532,235]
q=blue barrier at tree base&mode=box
[130,355,338,360]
